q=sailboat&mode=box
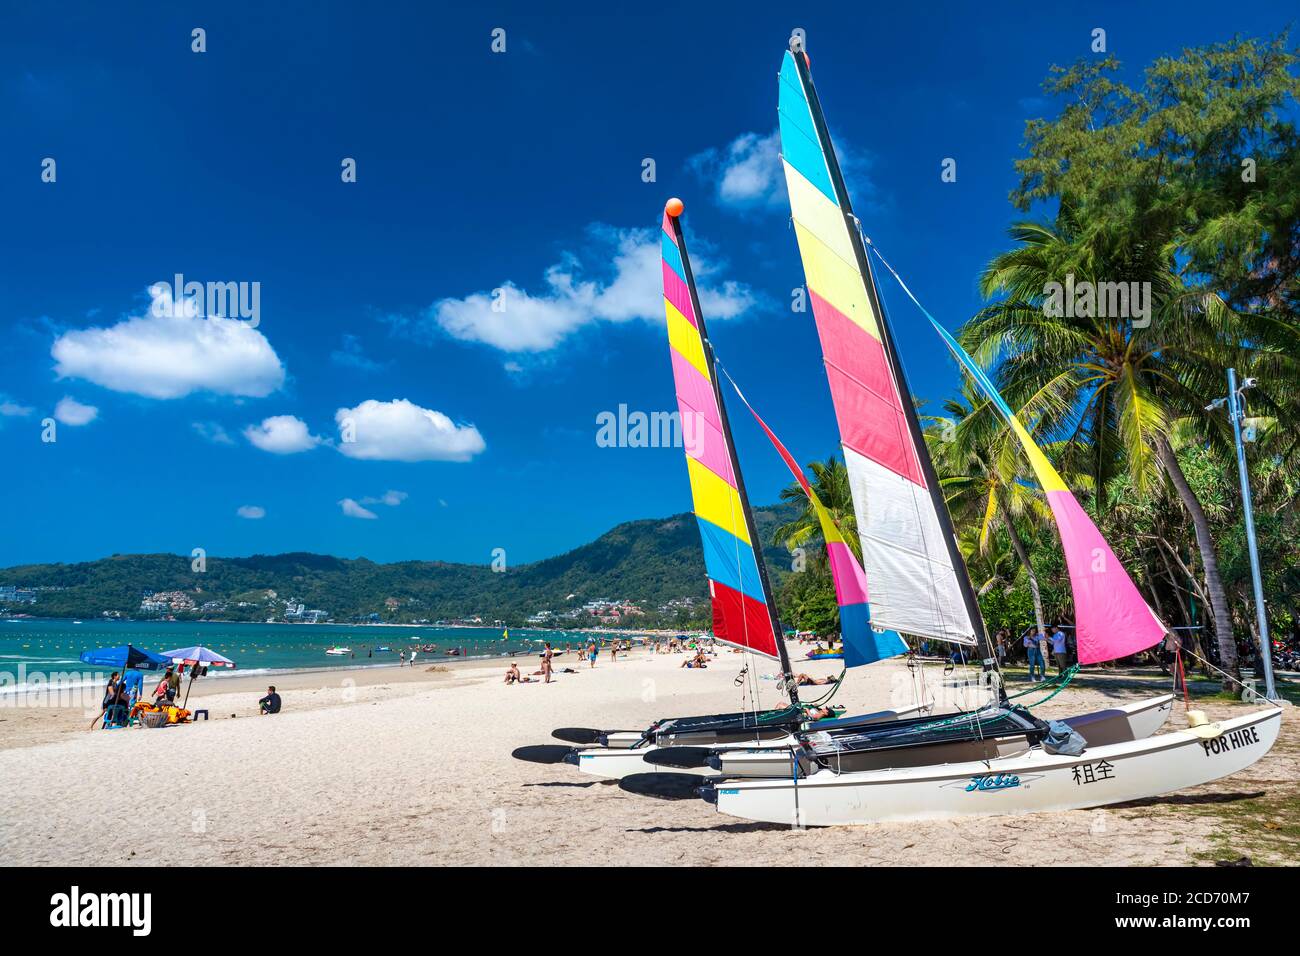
[684,40,1280,825]
[534,201,1168,782]
[513,200,928,780]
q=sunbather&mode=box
[795,672,839,686]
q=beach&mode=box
[0,645,1295,866]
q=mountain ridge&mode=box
[0,503,801,627]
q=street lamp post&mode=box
[1206,368,1277,701]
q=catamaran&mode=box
[521,199,1172,782]
[514,198,931,779]
[668,40,1281,825]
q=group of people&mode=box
[503,639,639,685]
[992,625,1073,682]
[100,665,186,725]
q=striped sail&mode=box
[662,208,780,660]
[778,51,977,646]
[725,373,908,667]
[922,319,1168,664]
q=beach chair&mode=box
[101,703,129,730]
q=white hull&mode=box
[709,707,1281,826]
[571,705,925,780]
[715,694,1174,778]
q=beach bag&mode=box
[1041,720,1087,756]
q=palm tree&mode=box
[926,382,1052,639]
[962,216,1253,683]
[772,456,859,562]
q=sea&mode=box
[0,618,607,697]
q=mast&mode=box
[787,47,999,675]
[668,207,802,704]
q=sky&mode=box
[0,1,1291,569]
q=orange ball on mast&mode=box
[665,198,684,217]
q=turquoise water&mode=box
[0,618,603,688]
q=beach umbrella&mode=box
[79,645,173,730]
[160,645,236,708]
[79,644,173,671]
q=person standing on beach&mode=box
[1051,626,1069,673]
[586,641,598,668]
[1022,627,1046,682]
[399,650,406,666]
[541,643,554,684]
[411,648,418,667]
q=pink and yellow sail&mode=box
[917,312,1168,664]
[723,372,908,667]
[662,205,780,660]
[778,50,977,648]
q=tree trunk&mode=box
[1000,505,1046,639]
[1154,436,1240,687]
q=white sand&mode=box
[0,647,1294,866]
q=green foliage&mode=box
[777,562,840,637]
[978,583,1036,636]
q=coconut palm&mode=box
[772,456,859,563]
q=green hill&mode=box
[0,503,801,628]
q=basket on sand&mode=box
[140,710,169,729]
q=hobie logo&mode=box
[50,886,151,936]
[965,773,1021,792]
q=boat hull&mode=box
[713,693,1174,778]
[570,705,922,780]
[707,707,1281,826]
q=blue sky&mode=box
[0,2,1289,568]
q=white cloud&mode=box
[360,490,408,507]
[0,398,34,417]
[689,131,786,210]
[192,421,234,445]
[425,225,756,352]
[54,396,98,426]
[338,498,378,519]
[243,415,322,454]
[50,285,285,399]
[237,505,266,519]
[335,399,485,463]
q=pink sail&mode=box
[880,261,1169,665]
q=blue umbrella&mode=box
[79,644,173,672]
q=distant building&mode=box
[140,590,194,613]
[0,586,37,605]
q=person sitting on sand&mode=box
[681,651,709,669]
[102,672,119,708]
[505,662,531,684]
[259,685,281,715]
[795,672,839,686]
[151,669,171,704]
